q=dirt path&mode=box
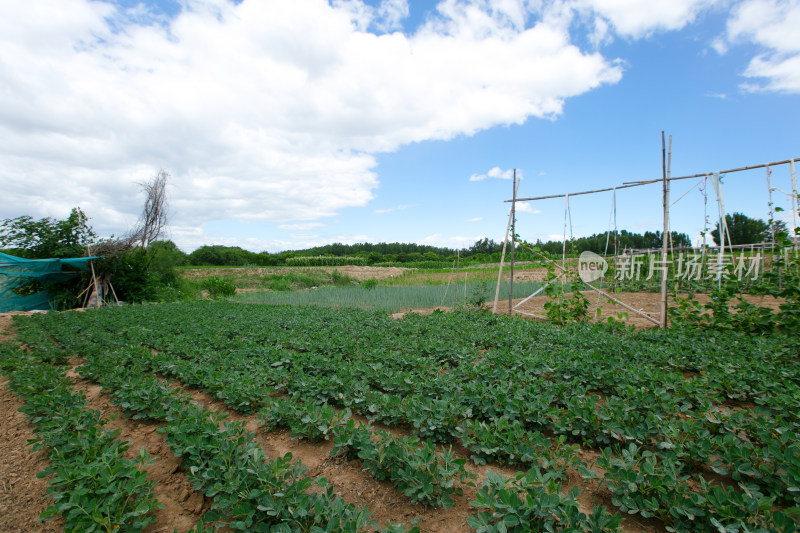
[65,364,206,533]
[0,316,63,533]
[0,377,64,533]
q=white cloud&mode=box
[0,0,625,250]
[514,203,541,214]
[469,166,520,181]
[333,0,410,33]
[278,223,326,231]
[468,216,484,222]
[420,233,481,249]
[721,0,800,93]
[576,0,720,39]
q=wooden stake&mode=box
[582,283,662,326]
[493,179,521,313]
[108,281,120,305]
[441,261,455,307]
[507,157,800,204]
[660,133,671,329]
[455,251,459,307]
[508,170,517,315]
[87,244,101,308]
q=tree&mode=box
[469,238,500,256]
[131,170,169,249]
[711,212,772,246]
[0,207,97,258]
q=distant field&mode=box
[232,281,545,313]
[179,263,549,289]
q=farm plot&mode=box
[2,301,799,532]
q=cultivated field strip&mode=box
[5,301,800,532]
[0,344,162,531]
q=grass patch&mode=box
[261,270,355,291]
[232,281,543,313]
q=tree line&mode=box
[3,205,786,309]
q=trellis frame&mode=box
[494,136,799,328]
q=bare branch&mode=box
[132,170,169,249]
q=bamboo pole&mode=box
[508,170,517,315]
[455,251,459,308]
[791,160,799,253]
[522,236,660,325]
[660,133,671,329]
[108,281,120,305]
[513,284,547,308]
[507,157,800,203]
[768,166,775,254]
[581,283,662,326]
[87,244,101,308]
[492,179,520,313]
[514,310,548,320]
[441,260,455,307]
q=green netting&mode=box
[0,252,100,311]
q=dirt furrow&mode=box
[64,367,206,533]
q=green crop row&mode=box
[0,343,160,532]
[7,301,800,531]
[331,419,473,508]
[73,350,401,532]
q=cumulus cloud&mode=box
[333,0,410,33]
[0,0,626,250]
[420,233,481,249]
[575,0,720,39]
[469,167,519,181]
[278,223,326,231]
[514,203,541,214]
[722,0,800,93]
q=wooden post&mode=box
[87,244,102,308]
[493,178,520,313]
[455,251,459,307]
[660,133,671,328]
[767,166,775,254]
[508,170,517,315]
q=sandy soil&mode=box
[0,376,64,533]
[493,290,784,329]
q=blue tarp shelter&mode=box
[0,252,100,311]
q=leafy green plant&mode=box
[540,266,589,325]
[331,420,474,507]
[259,397,351,442]
[457,416,578,476]
[201,275,236,299]
[0,344,161,532]
[9,299,800,532]
[468,468,621,532]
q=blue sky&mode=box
[1,0,798,252]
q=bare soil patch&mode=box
[498,291,784,329]
[0,377,64,533]
[0,317,64,533]
[65,369,206,533]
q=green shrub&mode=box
[201,276,236,299]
